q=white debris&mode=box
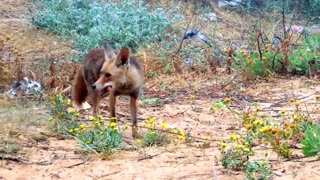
[6,77,42,98]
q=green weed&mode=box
[301,122,320,157]
[245,160,272,180]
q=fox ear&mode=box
[116,47,130,66]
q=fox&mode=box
[72,44,144,138]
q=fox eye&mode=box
[105,73,111,77]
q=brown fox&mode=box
[72,45,144,138]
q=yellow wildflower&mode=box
[285,124,296,130]
[109,122,117,128]
[270,127,279,135]
[161,122,170,130]
[147,124,154,129]
[143,119,149,124]
[295,101,300,108]
[65,99,71,106]
[68,108,76,114]
[190,95,196,101]
[75,113,80,118]
[177,135,186,140]
[237,144,244,149]
[253,120,264,126]
[5,35,10,41]
[293,114,301,122]
[280,109,287,115]
[58,112,66,118]
[48,117,54,122]
[178,128,185,135]
[223,97,232,104]
[229,134,240,141]
[79,124,86,129]
[124,124,129,130]
[244,124,253,130]
[289,98,296,103]
[97,115,103,120]
[68,129,73,133]
[242,53,248,58]
[243,148,250,153]
[259,126,270,133]
[74,128,80,132]
[259,113,266,118]
[149,117,156,124]
[220,142,227,148]
[110,117,117,122]
[262,56,268,61]
[136,139,143,146]
[256,107,261,112]
[99,120,105,125]
[89,116,96,121]
[244,142,249,146]
[94,121,100,126]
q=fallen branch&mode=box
[137,152,164,161]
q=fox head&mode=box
[92,47,130,91]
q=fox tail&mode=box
[72,67,87,107]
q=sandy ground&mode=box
[1,1,320,180]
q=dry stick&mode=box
[265,91,320,110]
[65,160,87,168]
[217,72,240,91]
[294,18,311,45]
[257,31,263,61]
[171,13,195,72]
[60,85,71,95]
[282,5,287,40]
[272,7,290,68]
[137,152,164,161]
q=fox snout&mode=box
[92,81,113,91]
[91,83,105,90]
[91,84,97,90]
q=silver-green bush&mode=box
[29,0,183,59]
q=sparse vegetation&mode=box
[29,0,183,59]
[301,122,320,157]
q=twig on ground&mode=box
[65,160,87,168]
[60,85,71,94]
[217,73,240,91]
[137,152,164,161]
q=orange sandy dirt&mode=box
[1,1,320,180]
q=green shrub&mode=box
[245,160,272,180]
[29,0,183,59]
[47,94,123,156]
[301,122,320,157]
[77,126,123,156]
[288,35,320,74]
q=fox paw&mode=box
[132,127,139,139]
